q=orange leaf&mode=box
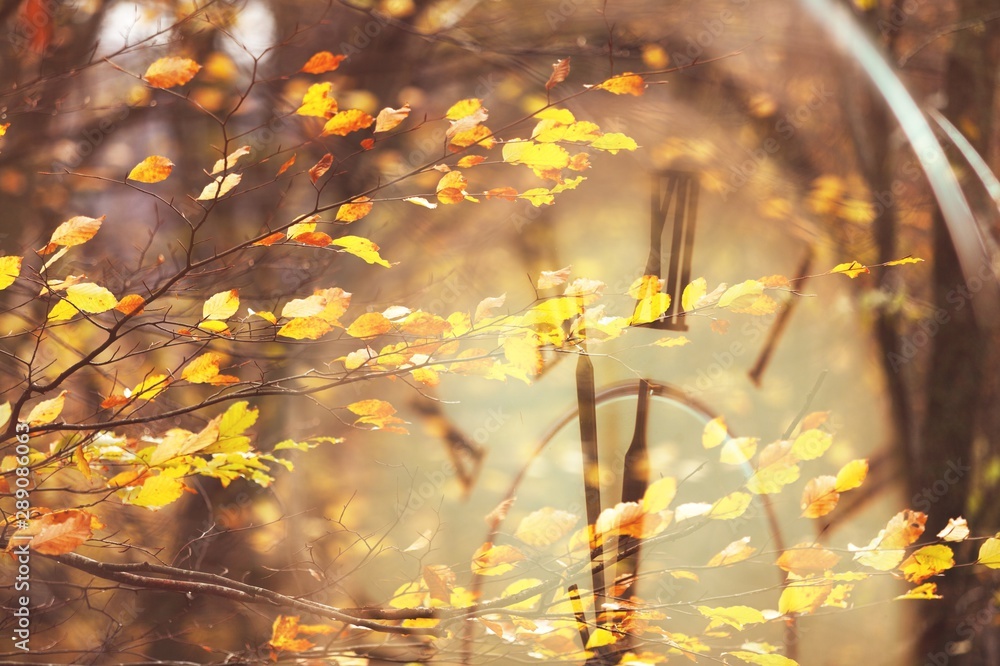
[127,155,173,183]
[335,196,373,222]
[596,72,646,96]
[321,109,374,136]
[309,153,333,184]
[300,51,346,74]
[253,232,285,247]
[486,187,518,202]
[851,510,927,570]
[181,352,226,384]
[546,57,571,90]
[293,231,333,247]
[269,615,314,653]
[360,138,375,150]
[800,475,840,518]
[144,57,201,88]
[115,294,146,315]
[458,155,486,168]
[276,154,296,175]
[9,509,94,555]
[346,398,408,432]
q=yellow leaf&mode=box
[702,417,728,449]
[346,399,408,432]
[374,104,410,132]
[278,317,333,340]
[128,473,186,509]
[519,188,554,207]
[514,508,579,548]
[130,373,170,400]
[471,542,525,576]
[586,628,619,649]
[502,334,544,376]
[632,293,671,325]
[0,256,22,290]
[210,146,251,174]
[196,173,241,200]
[321,109,374,136]
[144,57,201,88]
[800,475,840,518]
[295,82,338,118]
[300,51,345,74]
[48,283,118,320]
[834,459,869,492]
[596,72,646,95]
[198,320,230,335]
[719,280,765,310]
[346,312,392,338]
[127,155,173,183]
[727,651,799,666]
[681,277,707,311]
[900,544,954,583]
[27,391,67,426]
[977,536,1000,568]
[792,429,833,460]
[709,491,753,520]
[653,335,690,348]
[46,215,105,250]
[776,544,841,575]
[937,517,970,542]
[707,537,757,567]
[202,289,239,320]
[446,98,483,120]
[885,256,924,266]
[589,132,639,153]
[830,260,870,279]
[779,579,832,615]
[696,605,765,631]
[896,583,942,600]
[335,196,373,222]
[502,141,570,179]
[331,235,391,267]
[182,352,226,384]
[642,477,677,513]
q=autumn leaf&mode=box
[296,82,338,118]
[776,544,841,575]
[0,256,23,290]
[301,51,346,74]
[779,577,833,615]
[746,441,800,495]
[596,72,646,95]
[446,98,483,120]
[149,419,220,466]
[681,277,707,311]
[885,256,924,266]
[48,283,119,321]
[727,651,799,666]
[211,146,251,174]
[144,56,201,88]
[709,491,753,520]
[129,373,170,400]
[449,125,496,150]
[346,312,392,338]
[196,173,241,200]
[471,542,525,576]
[128,155,173,183]
[707,537,757,567]
[332,236,392,267]
[181,352,237,385]
[791,430,833,462]
[321,109,374,136]
[545,57,571,90]
[537,266,572,289]
[278,317,333,340]
[937,517,970,542]
[702,417,729,449]
[308,153,333,184]
[203,289,239,320]
[642,477,677,513]
[39,215,104,254]
[293,231,333,247]
[346,399,408,432]
[27,390,67,426]
[976,536,1000,568]
[335,196,373,222]
[589,132,639,154]
[900,544,954,583]
[851,510,927,570]
[404,196,437,209]
[834,459,869,492]
[896,583,942,600]
[719,437,758,465]
[800,476,840,518]
[830,260,870,279]
[115,294,146,316]
[515,508,579,547]
[276,154,297,176]
[696,605,765,631]
[8,509,93,555]
[269,615,314,653]
[374,104,410,132]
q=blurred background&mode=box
[1,0,999,663]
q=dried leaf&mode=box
[144,57,201,88]
[300,51,346,74]
[128,155,173,183]
[545,57,571,90]
[374,104,410,132]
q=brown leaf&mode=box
[309,153,333,184]
[546,57,571,90]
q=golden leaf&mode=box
[335,196,373,222]
[296,82,338,118]
[8,509,93,555]
[144,57,201,88]
[202,289,239,320]
[332,236,391,267]
[0,255,21,291]
[300,51,346,74]
[596,72,646,95]
[321,109,374,136]
[800,475,840,518]
[26,391,68,426]
[127,155,173,183]
[374,104,410,132]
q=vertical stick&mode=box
[576,349,605,613]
